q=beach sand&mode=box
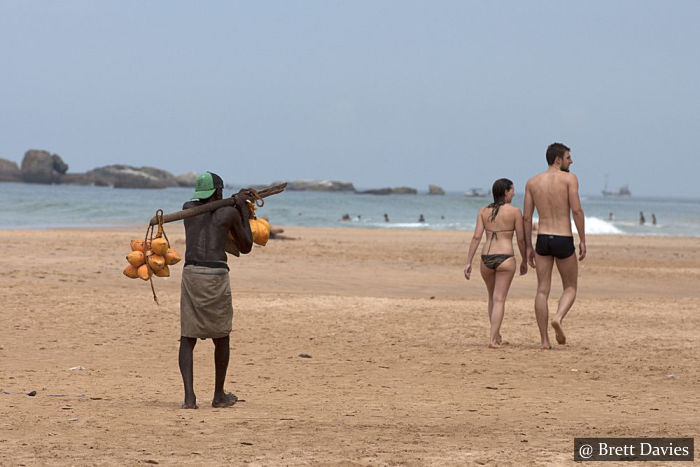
[1,226,698,465]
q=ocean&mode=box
[1,182,699,237]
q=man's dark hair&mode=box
[546,142,570,166]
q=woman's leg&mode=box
[490,258,516,347]
[480,262,496,342]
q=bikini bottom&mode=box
[481,254,513,270]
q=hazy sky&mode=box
[1,1,699,196]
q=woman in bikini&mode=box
[464,178,527,348]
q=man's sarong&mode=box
[180,265,232,338]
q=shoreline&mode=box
[1,223,697,239]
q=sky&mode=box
[1,1,699,196]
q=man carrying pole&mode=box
[178,171,253,409]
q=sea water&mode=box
[1,182,699,237]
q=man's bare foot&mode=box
[496,334,503,345]
[181,401,198,409]
[551,319,566,345]
[541,344,552,350]
[212,392,238,408]
[488,342,501,349]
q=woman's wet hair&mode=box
[488,178,513,221]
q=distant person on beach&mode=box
[639,211,645,225]
[652,213,657,225]
[340,214,351,222]
[608,212,614,221]
[179,172,253,409]
[384,213,390,222]
[523,143,586,349]
[418,214,425,223]
[464,178,527,348]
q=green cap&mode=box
[192,171,224,200]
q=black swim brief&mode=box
[535,234,575,259]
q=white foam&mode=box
[576,217,623,234]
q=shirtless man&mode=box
[179,172,253,409]
[523,143,586,349]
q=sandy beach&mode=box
[0,226,698,465]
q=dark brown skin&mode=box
[179,188,253,409]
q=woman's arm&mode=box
[464,209,485,280]
[514,208,528,275]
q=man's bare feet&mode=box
[212,392,238,408]
[551,319,566,344]
[488,342,501,349]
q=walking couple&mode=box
[464,143,586,349]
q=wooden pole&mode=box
[148,182,287,226]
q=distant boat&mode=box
[602,175,631,198]
[464,188,489,198]
[602,185,631,197]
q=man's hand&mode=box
[464,263,472,280]
[519,261,528,276]
[527,247,536,268]
[578,242,586,261]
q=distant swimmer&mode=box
[523,143,586,349]
[652,213,657,225]
[384,213,390,222]
[418,214,425,223]
[464,178,527,348]
[340,214,351,222]
[639,211,645,225]
[608,212,615,221]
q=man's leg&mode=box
[534,254,555,349]
[178,336,198,409]
[212,335,237,408]
[552,254,578,344]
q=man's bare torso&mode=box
[527,170,575,236]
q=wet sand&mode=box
[1,226,698,465]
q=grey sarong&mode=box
[180,265,232,338]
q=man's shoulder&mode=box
[183,200,199,210]
[213,204,239,222]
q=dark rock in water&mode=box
[84,165,178,189]
[59,173,102,186]
[175,171,198,187]
[391,186,417,194]
[21,150,69,184]
[0,158,22,182]
[358,186,418,195]
[428,184,445,195]
[287,180,355,192]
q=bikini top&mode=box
[482,212,515,255]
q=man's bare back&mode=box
[525,170,576,236]
[523,143,585,349]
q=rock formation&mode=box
[84,165,179,189]
[175,171,198,187]
[20,150,69,184]
[0,158,22,182]
[357,186,418,195]
[428,184,445,195]
[287,180,355,192]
